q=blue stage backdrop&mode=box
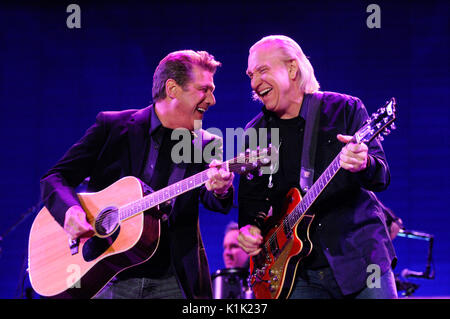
[0,0,448,298]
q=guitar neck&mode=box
[118,169,211,222]
[116,146,274,222]
[287,154,342,228]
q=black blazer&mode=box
[238,91,396,295]
[41,105,233,298]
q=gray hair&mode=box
[250,35,320,94]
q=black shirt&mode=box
[118,126,176,279]
[266,108,329,269]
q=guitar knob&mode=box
[246,173,254,180]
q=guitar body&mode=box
[28,176,161,298]
[250,188,314,299]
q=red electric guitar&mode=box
[249,98,397,299]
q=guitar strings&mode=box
[88,153,270,232]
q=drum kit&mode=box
[211,267,254,299]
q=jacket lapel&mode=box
[127,106,152,177]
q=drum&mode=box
[211,268,254,299]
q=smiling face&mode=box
[170,65,216,131]
[247,44,301,119]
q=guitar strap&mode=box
[300,91,323,194]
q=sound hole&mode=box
[95,206,119,237]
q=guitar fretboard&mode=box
[118,170,210,221]
[288,155,341,228]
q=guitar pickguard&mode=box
[82,227,121,262]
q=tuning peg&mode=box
[382,128,391,135]
[378,135,384,142]
[246,173,254,180]
[390,123,397,130]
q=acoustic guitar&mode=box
[29,148,273,298]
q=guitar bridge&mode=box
[69,238,80,255]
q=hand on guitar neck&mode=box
[64,205,94,240]
[337,134,369,173]
[205,159,234,196]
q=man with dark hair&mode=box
[41,50,234,299]
[223,221,249,269]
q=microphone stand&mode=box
[395,229,435,297]
[0,199,43,299]
[397,229,435,280]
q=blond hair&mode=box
[250,35,320,94]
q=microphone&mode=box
[401,268,425,279]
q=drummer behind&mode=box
[212,221,253,299]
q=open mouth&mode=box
[196,107,207,114]
[258,87,273,97]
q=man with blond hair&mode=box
[238,35,397,299]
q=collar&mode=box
[149,103,164,136]
[261,93,311,121]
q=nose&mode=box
[205,90,216,107]
[250,73,261,92]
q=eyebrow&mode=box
[197,83,215,92]
[246,64,269,77]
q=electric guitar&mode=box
[249,98,397,299]
[28,148,274,299]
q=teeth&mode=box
[259,88,272,96]
[197,107,206,113]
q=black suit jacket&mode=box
[41,105,233,299]
[238,91,396,295]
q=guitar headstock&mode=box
[354,97,397,144]
[228,144,278,179]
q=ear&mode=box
[165,79,179,99]
[287,60,299,80]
